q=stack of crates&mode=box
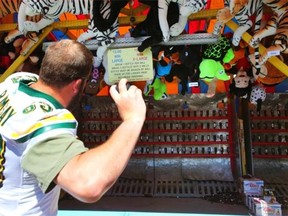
[238,176,282,216]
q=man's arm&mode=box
[55,79,146,203]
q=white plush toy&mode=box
[250,85,266,112]
[10,0,126,66]
[158,0,207,42]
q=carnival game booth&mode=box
[0,0,288,215]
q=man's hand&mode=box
[110,79,146,123]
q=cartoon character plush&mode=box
[165,63,190,95]
[84,63,105,95]
[152,45,196,96]
[164,43,203,95]
[158,0,207,42]
[153,46,179,78]
[229,67,253,98]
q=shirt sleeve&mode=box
[21,134,88,193]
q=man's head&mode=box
[39,39,93,89]
[39,40,93,110]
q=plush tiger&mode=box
[9,0,128,65]
[213,0,264,75]
[0,0,21,18]
[0,0,23,42]
[249,0,288,65]
[248,53,287,86]
[0,0,42,36]
[215,0,288,65]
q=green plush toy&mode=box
[144,77,168,100]
[199,35,234,97]
[199,59,230,82]
[199,36,235,82]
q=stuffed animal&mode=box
[93,0,129,32]
[223,40,252,74]
[144,77,168,100]
[229,67,253,98]
[201,35,234,62]
[130,1,179,52]
[248,0,288,64]
[215,0,288,65]
[84,63,105,95]
[0,32,44,74]
[199,35,234,97]
[199,59,231,82]
[91,0,129,66]
[14,0,128,65]
[158,0,207,42]
[248,53,287,86]
[0,33,19,73]
[164,42,205,95]
[0,0,42,56]
[0,0,21,18]
[213,0,264,47]
[165,63,190,95]
[213,0,264,75]
[17,44,45,74]
[178,37,207,82]
[250,85,266,112]
[199,59,231,97]
[151,45,196,96]
[153,45,179,78]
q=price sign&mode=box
[107,47,153,84]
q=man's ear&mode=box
[71,79,83,94]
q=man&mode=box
[0,39,146,215]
